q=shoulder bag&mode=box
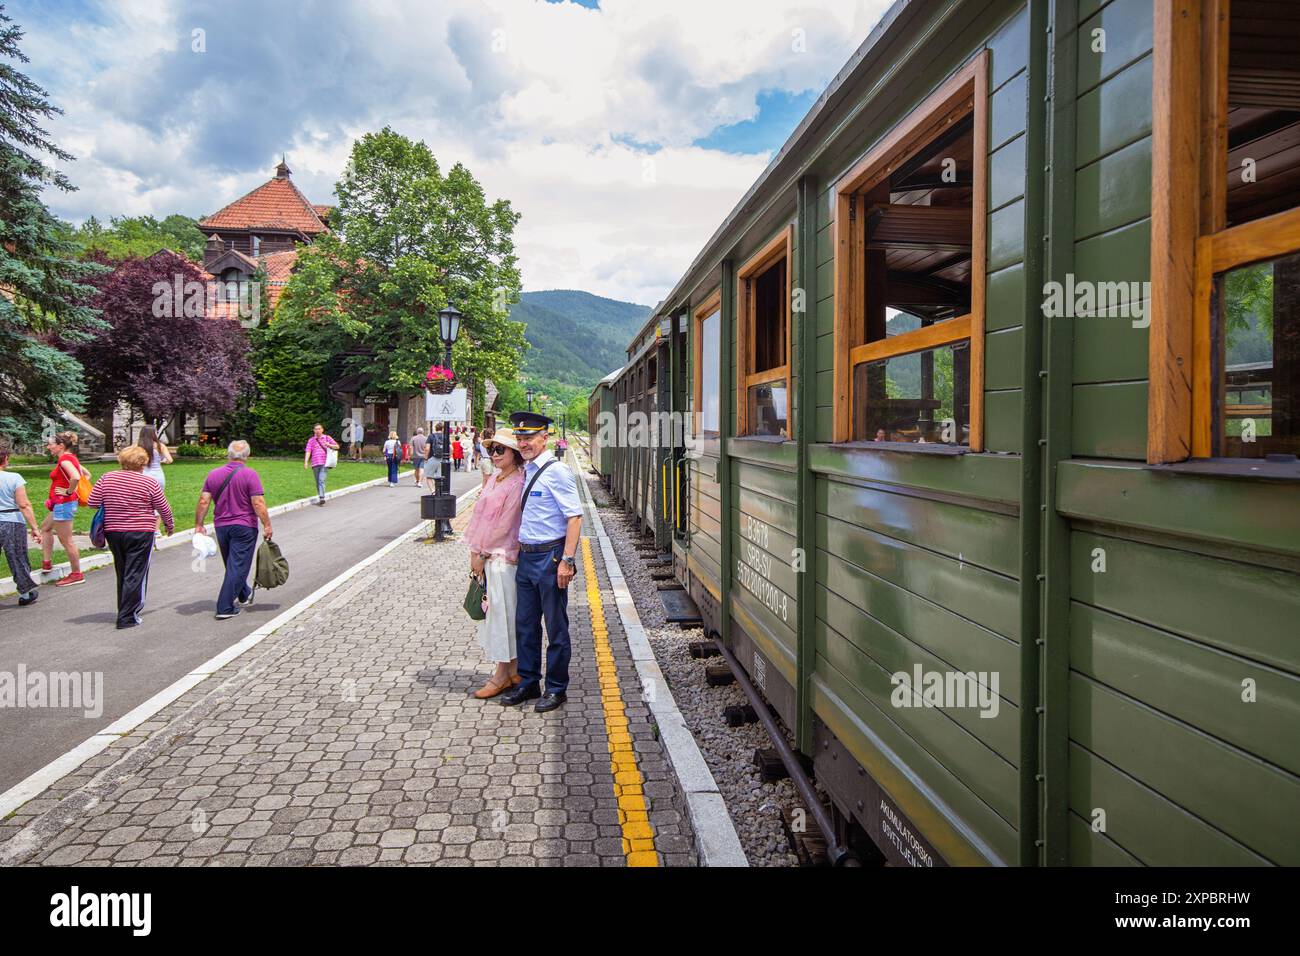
[463,566,487,621]
[316,435,339,469]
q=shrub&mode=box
[176,443,225,459]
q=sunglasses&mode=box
[487,445,510,455]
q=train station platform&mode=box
[0,468,706,867]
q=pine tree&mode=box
[0,5,105,444]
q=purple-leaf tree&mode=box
[71,249,253,428]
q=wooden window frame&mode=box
[692,289,722,437]
[1150,0,1300,462]
[831,51,989,448]
[736,225,794,437]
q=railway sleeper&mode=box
[754,747,790,783]
[704,664,735,686]
[723,703,757,726]
[688,640,721,659]
[781,806,830,867]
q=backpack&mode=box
[76,465,93,506]
[255,537,290,589]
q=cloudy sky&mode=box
[18,0,890,305]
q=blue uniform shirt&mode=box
[519,450,583,544]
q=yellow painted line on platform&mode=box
[580,535,659,867]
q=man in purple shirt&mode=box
[303,423,340,506]
[195,440,273,620]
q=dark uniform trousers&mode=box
[105,530,154,628]
[515,542,571,694]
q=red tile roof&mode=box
[260,250,298,311]
[199,176,327,236]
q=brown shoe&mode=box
[472,675,513,700]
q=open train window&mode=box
[737,227,793,438]
[693,290,721,436]
[831,53,988,446]
[1150,0,1300,462]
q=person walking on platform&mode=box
[137,425,173,490]
[86,446,175,629]
[195,440,273,620]
[451,432,464,471]
[304,423,340,506]
[0,441,42,607]
[463,429,526,699]
[497,411,583,713]
[411,427,428,486]
[40,431,85,586]
[383,430,403,486]
[137,425,173,541]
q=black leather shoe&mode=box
[535,692,567,713]
[498,682,541,707]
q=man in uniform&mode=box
[498,411,583,712]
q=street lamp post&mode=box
[434,304,462,541]
[526,387,534,411]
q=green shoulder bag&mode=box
[463,568,487,621]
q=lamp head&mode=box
[438,304,462,345]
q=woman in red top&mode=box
[451,434,464,471]
[86,445,174,629]
[41,431,85,586]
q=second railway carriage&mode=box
[588,368,622,484]
[601,0,1300,866]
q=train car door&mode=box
[655,327,671,548]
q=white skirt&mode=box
[476,556,517,663]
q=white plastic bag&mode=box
[192,530,218,560]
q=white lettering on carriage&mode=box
[735,515,788,622]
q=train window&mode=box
[831,52,988,446]
[693,290,721,436]
[737,226,793,437]
[855,339,970,445]
[1150,0,1300,462]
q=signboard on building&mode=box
[426,387,468,423]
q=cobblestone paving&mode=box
[0,503,698,867]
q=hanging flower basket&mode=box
[425,364,455,394]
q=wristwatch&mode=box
[561,555,576,568]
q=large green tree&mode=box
[0,6,104,444]
[275,127,526,401]
[71,213,207,263]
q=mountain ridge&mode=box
[509,289,652,388]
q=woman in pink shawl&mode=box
[463,428,527,698]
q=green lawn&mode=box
[1,458,395,580]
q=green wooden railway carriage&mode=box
[598,0,1300,867]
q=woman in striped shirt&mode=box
[87,445,175,629]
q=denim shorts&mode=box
[51,501,78,521]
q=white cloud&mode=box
[17,0,890,303]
